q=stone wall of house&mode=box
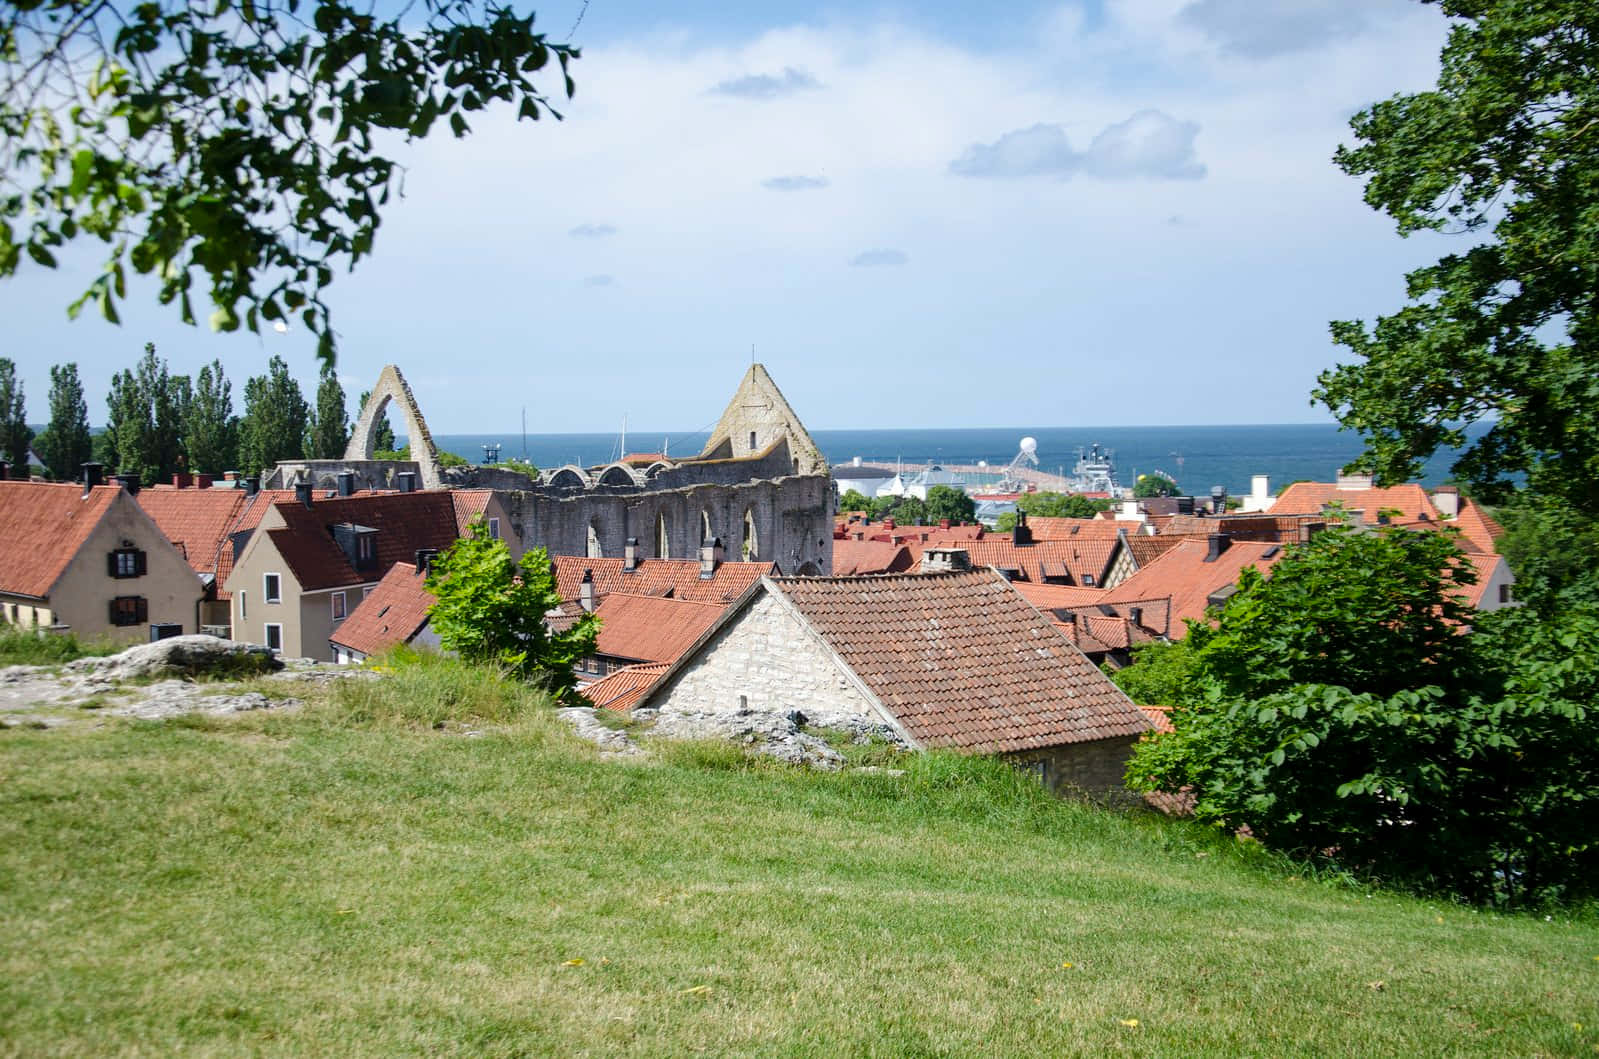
[1007,734,1142,798]
[648,591,888,729]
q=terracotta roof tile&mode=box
[770,569,1151,752]
[1452,498,1505,555]
[1269,481,1440,524]
[1010,582,1109,610]
[1124,535,1183,567]
[258,491,461,591]
[330,562,436,656]
[585,662,670,711]
[450,490,494,535]
[593,593,728,664]
[0,482,122,598]
[1102,537,1285,639]
[831,539,915,576]
[1139,705,1176,734]
[957,538,1117,587]
[552,556,777,606]
[136,488,250,582]
[1024,517,1127,540]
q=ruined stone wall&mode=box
[495,473,835,574]
[263,459,422,492]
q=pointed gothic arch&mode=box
[655,512,671,559]
[741,508,759,561]
[345,364,444,490]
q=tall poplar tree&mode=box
[239,356,309,476]
[35,363,92,479]
[0,358,31,470]
[305,366,350,459]
[103,343,188,485]
[183,360,238,475]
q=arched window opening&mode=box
[587,521,603,559]
[701,510,713,545]
[742,509,759,561]
[655,513,671,559]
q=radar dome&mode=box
[1019,436,1038,456]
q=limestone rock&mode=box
[558,707,643,756]
[108,681,297,720]
[646,707,846,769]
[65,635,280,681]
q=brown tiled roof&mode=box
[1270,481,1440,524]
[212,489,303,600]
[771,569,1152,752]
[136,488,250,581]
[1455,552,1507,609]
[831,539,914,576]
[1025,517,1126,540]
[551,556,777,606]
[585,662,670,711]
[1102,537,1285,639]
[1124,535,1183,567]
[1139,705,1176,734]
[1010,582,1109,611]
[958,538,1117,587]
[0,482,121,598]
[450,490,495,535]
[262,492,461,591]
[592,592,728,664]
[1452,498,1504,555]
[329,562,435,656]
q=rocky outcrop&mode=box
[65,635,280,681]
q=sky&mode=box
[4,0,1460,434]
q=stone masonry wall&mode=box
[1007,734,1142,798]
[651,591,886,728]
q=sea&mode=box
[424,423,1479,497]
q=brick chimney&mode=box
[1012,510,1033,546]
[579,569,596,612]
[172,471,193,489]
[1204,533,1228,562]
[623,537,640,572]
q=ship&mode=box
[1068,442,1123,497]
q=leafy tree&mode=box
[305,366,349,459]
[184,360,238,475]
[1132,472,1177,499]
[1,1,579,367]
[923,484,976,524]
[1106,640,1199,708]
[98,343,188,484]
[838,488,873,513]
[1316,0,1599,515]
[356,390,396,452]
[1494,494,1599,614]
[0,357,32,470]
[34,363,91,479]
[238,355,309,475]
[425,526,597,701]
[997,491,1113,528]
[869,494,927,525]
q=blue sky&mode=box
[5,0,1457,434]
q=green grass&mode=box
[0,626,120,666]
[1,662,1596,1056]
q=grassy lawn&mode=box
[1,663,1595,1056]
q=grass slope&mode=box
[1,664,1595,1056]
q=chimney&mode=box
[114,472,141,495]
[699,536,723,579]
[623,537,639,572]
[395,471,416,493]
[1251,474,1270,505]
[172,471,193,489]
[1012,510,1033,546]
[243,476,260,497]
[852,456,861,467]
[883,517,896,530]
[1119,499,1139,518]
[414,548,438,574]
[1209,485,1227,515]
[1431,485,1460,519]
[920,547,971,574]
[578,569,596,612]
[1129,605,1143,627]
[0,461,8,480]
[336,470,356,497]
[939,519,950,529]
[223,471,239,483]
[81,462,103,496]
[1204,532,1229,562]
[295,481,314,508]
[1336,470,1375,490]
[196,473,213,489]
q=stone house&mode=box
[0,475,204,642]
[625,568,1154,796]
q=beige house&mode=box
[225,489,462,659]
[0,477,205,642]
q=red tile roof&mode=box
[212,489,303,600]
[1123,535,1183,567]
[259,492,461,591]
[1102,537,1285,639]
[831,539,915,576]
[0,482,122,598]
[592,592,728,664]
[958,538,1118,587]
[1011,582,1110,611]
[1025,517,1127,540]
[584,662,670,711]
[1139,705,1176,734]
[136,488,250,581]
[1270,481,1440,524]
[1452,498,1505,555]
[551,556,777,606]
[329,562,436,657]
[450,490,495,535]
[769,569,1152,752]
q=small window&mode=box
[109,596,148,627]
[1499,584,1512,604]
[264,573,281,603]
[488,517,501,540]
[357,536,375,562]
[1082,574,1096,586]
[331,591,347,621]
[748,430,757,450]
[239,590,247,619]
[108,548,146,579]
[265,623,283,652]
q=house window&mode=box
[332,591,347,621]
[748,430,757,450]
[488,517,501,540]
[109,596,148,626]
[264,573,281,603]
[239,590,247,619]
[108,548,146,579]
[265,623,283,652]
[357,536,375,562]
[1499,584,1512,604]
[1082,574,1096,586]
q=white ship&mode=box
[1069,442,1123,496]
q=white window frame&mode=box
[331,591,347,621]
[488,517,501,540]
[264,623,283,653]
[263,572,282,604]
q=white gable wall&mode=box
[647,590,888,731]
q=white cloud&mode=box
[949,111,1204,180]
[850,249,908,267]
[707,66,821,100]
[1177,0,1403,59]
[948,123,1077,179]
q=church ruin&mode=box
[266,363,835,576]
